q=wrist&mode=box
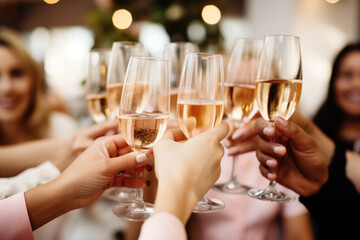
[154,181,198,224]
[24,179,72,230]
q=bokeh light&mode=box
[187,20,206,43]
[112,9,133,30]
[201,5,221,25]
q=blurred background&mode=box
[1,0,359,126]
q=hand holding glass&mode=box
[177,52,225,213]
[112,56,169,221]
[247,35,302,202]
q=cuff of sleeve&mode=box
[138,213,186,240]
[0,193,34,240]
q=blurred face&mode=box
[0,46,33,123]
[334,51,360,117]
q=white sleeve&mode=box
[0,161,60,200]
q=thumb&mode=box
[200,122,230,142]
[274,117,314,150]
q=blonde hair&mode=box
[0,26,49,143]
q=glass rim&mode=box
[128,56,168,62]
[164,41,198,47]
[186,52,222,59]
[234,37,263,43]
[112,41,143,47]
[90,47,111,53]
[263,34,300,40]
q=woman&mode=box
[313,43,360,153]
[0,26,77,145]
[0,26,78,240]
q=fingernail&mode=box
[146,180,151,187]
[136,153,147,164]
[273,146,286,155]
[263,127,274,136]
[146,165,153,172]
[266,159,277,168]
[232,129,244,140]
[267,172,276,180]
[275,117,288,128]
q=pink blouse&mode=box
[0,193,33,240]
[0,193,186,240]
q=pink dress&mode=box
[192,151,309,240]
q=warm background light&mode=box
[201,5,221,25]
[43,0,60,4]
[112,9,132,30]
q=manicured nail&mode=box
[267,173,276,180]
[136,153,147,164]
[232,129,244,140]
[146,165,153,172]
[146,180,151,187]
[273,146,286,155]
[263,127,274,136]
[266,159,277,168]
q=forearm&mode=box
[0,139,66,177]
[154,182,198,225]
[24,179,72,230]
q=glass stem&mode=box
[131,168,146,211]
[229,156,238,183]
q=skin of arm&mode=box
[24,134,149,230]
[0,139,65,177]
[21,123,229,231]
[0,120,119,177]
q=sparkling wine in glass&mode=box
[163,42,199,123]
[86,48,111,123]
[247,35,302,202]
[177,52,225,213]
[112,56,169,221]
[213,38,262,194]
[104,42,147,201]
[106,42,147,119]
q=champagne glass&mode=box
[213,38,262,194]
[247,35,302,202]
[86,48,111,123]
[106,41,147,119]
[112,56,170,221]
[104,42,147,201]
[163,42,199,123]
[177,52,225,213]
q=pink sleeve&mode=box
[0,193,34,240]
[138,213,187,240]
